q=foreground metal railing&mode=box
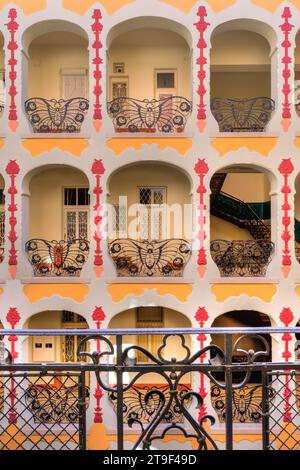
[107,96,192,133]
[109,238,191,277]
[210,239,274,277]
[24,97,89,133]
[211,97,275,132]
[1,327,300,450]
[25,238,90,276]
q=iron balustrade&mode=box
[210,239,274,277]
[107,96,192,133]
[25,238,89,277]
[109,238,191,277]
[1,327,300,450]
[24,97,89,133]
[210,97,275,132]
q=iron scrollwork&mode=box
[210,239,274,277]
[108,384,192,425]
[210,97,275,132]
[25,238,89,276]
[24,97,89,133]
[78,334,223,450]
[109,238,191,277]
[107,96,192,133]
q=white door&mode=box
[62,71,87,100]
[32,336,56,362]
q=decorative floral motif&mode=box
[92,306,106,423]
[5,8,19,131]
[195,159,209,278]
[279,307,294,422]
[5,160,20,279]
[195,306,209,421]
[6,307,20,423]
[278,158,294,277]
[195,6,209,133]
[92,159,105,277]
[91,10,103,132]
[280,7,293,132]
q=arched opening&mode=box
[24,166,90,277]
[210,310,271,424]
[210,165,274,277]
[0,32,5,116]
[107,162,192,277]
[108,307,192,425]
[210,20,276,132]
[23,310,90,426]
[22,21,89,133]
[107,17,192,133]
[25,310,88,363]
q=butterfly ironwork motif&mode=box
[109,238,191,277]
[107,96,192,133]
[24,97,89,133]
[210,97,275,132]
[25,238,89,276]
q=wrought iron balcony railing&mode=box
[25,238,89,276]
[211,97,275,132]
[1,327,300,450]
[210,239,274,277]
[107,96,192,133]
[24,97,89,133]
[108,238,191,277]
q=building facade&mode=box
[0,0,300,450]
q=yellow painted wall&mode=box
[108,163,192,239]
[210,215,252,241]
[109,308,191,384]
[211,31,271,66]
[29,167,89,240]
[109,29,191,100]
[28,33,89,99]
[221,173,270,202]
[211,30,271,98]
[211,72,270,99]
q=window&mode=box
[110,76,129,100]
[138,187,166,240]
[136,307,164,362]
[155,69,177,100]
[157,72,175,89]
[110,204,127,238]
[63,187,90,241]
[61,312,88,363]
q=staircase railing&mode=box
[211,191,271,240]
